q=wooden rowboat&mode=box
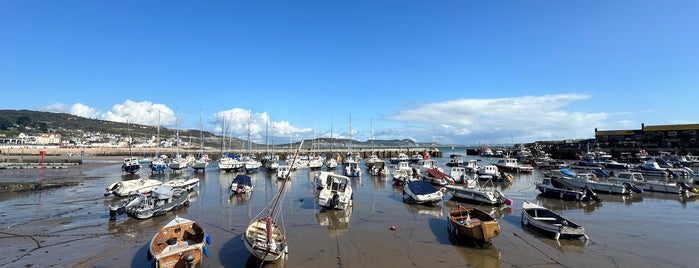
[447,206,500,246]
[148,216,210,268]
[521,200,588,241]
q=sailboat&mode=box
[324,124,338,169]
[191,112,210,172]
[121,120,141,174]
[150,111,167,174]
[263,119,280,170]
[217,116,241,172]
[168,116,190,171]
[243,140,304,262]
[242,116,262,173]
[344,114,361,177]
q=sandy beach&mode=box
[1,151,697,268]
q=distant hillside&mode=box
[0,110,430,149]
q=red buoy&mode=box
[390,225,396,231]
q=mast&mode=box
[156,110,160,157]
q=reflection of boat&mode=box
[447,206,500,246]
[230,174,253,194]
[317,172,353,210]
[243,141,302,263]
[104,177,163,197]
[403,202,444,217]
[521,201,588,241]
[403,180,443,205]
[109,185,190,220]
[315,205,352,237]
[148,216,211,268]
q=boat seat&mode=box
[533,217,557,221]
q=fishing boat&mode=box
[446,206,500,246]
[317,172,353,210]
[109,185,190,220]
[243,140,303,263]
[104,177,163,197]
[494,157,534,173]
[521,201,589,241]
[402,180,443,206]
[148,216,211,268]
[391,168,415,185]
[230,174,253,194]
[121,121,141,174]
[122,156,141,174]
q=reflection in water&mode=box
[449,238,502,268]
[534,196,604,213]
[403,202,444,217]
[315,206,353,237]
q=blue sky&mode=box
[1,1,697,145]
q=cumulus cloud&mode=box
[71,103,101,119]
[213,108,311,144]
[102,100,176,127]
[43,103,69,113]
[386,94,607,144]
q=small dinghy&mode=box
[521,200,588,241]
[148,216,211,268]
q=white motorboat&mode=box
[553,169,641,195]
[317,172,353,210]
[163,176,200,191]
[403,180,443,205]
[444,182,513,206]
[104,177,163,197]
[276,165,291,180]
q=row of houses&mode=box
[0,131,186,149]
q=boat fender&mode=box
[505,198,514,206]
[203,245,209,257]
[206,233,211,245]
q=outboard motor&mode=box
[623,182,644,194]
[330,193,340,208]
[677,182,699,196]
[581,186,602,202]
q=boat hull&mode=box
[521,201,588,240]
[447,206,500,245]
[149,217,209,268]
[244,218,287,262]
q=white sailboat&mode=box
[344,114,361,177]
[168,116,190,171]
[191,112,210,172]
[324,124,338,169]
[150,111,167,174]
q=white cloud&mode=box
[102,100,176,127]
[43,103,69,113]
[213,108,311,144]
[386,94,607,144]
[70,103,101,119]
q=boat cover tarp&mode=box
[427,168,450,179]
[232,174,253,186]
[152,185,174,199]
[560,169,576,177]
[407,180,439,195]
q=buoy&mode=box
[390,225,396,231]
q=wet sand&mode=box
[1,154,698,268]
